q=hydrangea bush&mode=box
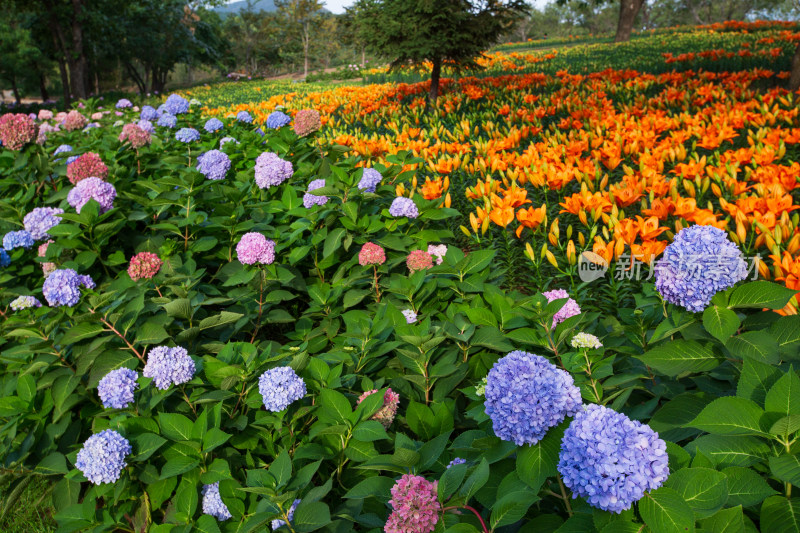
[0,96,797,533]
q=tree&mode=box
[276,0,323,78]
[352,0,528,106]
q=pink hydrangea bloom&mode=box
[384,474,440,533]
[91,112,103,121]
[119,124,151,149]
[406,250,434,273]
[63,110,88,131]
[358,242,386,266]
[128,252,162,281]
[37,123,60,145]
[38,240,56,277]
[543,289,582,328]
[293,109,321,137]
[236,233,275,265]
[67,152,108,184]
[38,109,54,120]
[0,113,37,150]
[357,388,400,428]
[427,244,447,265]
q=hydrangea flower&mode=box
[63,110,88,131]
[427,244,447,265]
[37,122,59,144]
[3,230,34,251]
[91,112,104,121]
[189,98,201,107]
[266,111,291,129]
[406,250,433,273]
[157,114,177,128]
[140,106,158,121]
[115,99,133,109]
[164,94,190,115]
[571,332,602,349]
[447,458,466,469]
[402,309,418,324]
[43,268,95,307]
[38,109,54,120]
[236,233,276,265]
[119,123,151,149]
[76,429,131,485]
[303,179,328,208]
[10,295,41,311]
[204,118,223,132]
[484,351,581,445]
[67,152,109,184]
[655,225,748,312]
[137,119,155,134]
[293,109,321,137]
[254,152,293,189]
[0,249,9,268]
[385,475,440,533]
[271,499,300,530]
[67,177,116,213]
[357,388,400,428]
[142,346,196,390]
[128,252,163,280]
[175,127,200,143]
[559,404,669,513]
[197,150,231,181]
[220,136,238,147]
[389,197,418,218]
[358,242,386,266]
[358,168,382,193]
[98,368,139,409]
[53,144,75,163]
[543,289,582,328]
[258,367,306,412]
[0,113,37,150]
[23,207,64,240]
[202,482,232,521]
[475,376,488,397]
[38,240,56,276]
[236,111,253,123]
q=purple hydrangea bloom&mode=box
[236,110,253,123]
[358,168,382,193]
[484,351,581,446]
[76,429,131,485]
[23,207,64,240]
[98,368,138,409]
[389,197,418,219]
[137,119,155,134]
[42,268,95,307]
[271,499,300,530]
[236,233,275,265]
[202,482,232,521]
[220,136,238,147]
[558,404,669,513]
[164,94,190,115]
[197,150,231,181]
[142,346,195,390]
[303,179,328,208]
[67,177,116,214]
[254,152,293,189]
[402,309,417,324]
[140,106,158,121]
[157,114,177,128]
[655,225,748,312]
[175,127,200,143]
[10,295,41,311]
[116,99,133,109]
[3,230,34,251]
[204,118,223,132]
[53,144,73,163]
[266,111,291,129]
[543,289,582,328]
[258,367,306,412]
[447,458,466,469]
[0,250,9,268]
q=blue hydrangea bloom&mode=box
[43,268,95,307]
[655,225,747,312]
[204,118,224,132]
[164,94,190,115]
[255,152,293,189]
[175,127,200,143]
[271,499,301,530]
[3,230,34,251]
[157,104,168,115]
[558,404,669,513]
[197,150,231,181]
[23,207,64,241]
[10,295,41,311]
[140,106,159,121]
[484,351,581,446]
[236,111,253,123]
[142,346,195,390]
[98,368,138,409]
[0,249,9,268]
[303,179,328,208]
[157,114,177,128]
[358,168,382,193]
[447,458,466,469]
[388,197,419,219]
[75,429,131,485]
[202,482,232,521]
[115,99,133,109]
[266,111,291,129]
[220,136,238,147]
[54,144,73,163]
[138,119,155,134]
[259,367,306,412]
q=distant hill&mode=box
[215,0,278,16]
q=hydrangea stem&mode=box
[443,505,490,533]
[557,474,573,517]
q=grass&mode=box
[0,477,56,533]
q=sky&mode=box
[321,0,550,14]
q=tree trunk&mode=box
[303,22,309,78]
[39,73,49,102]
[361,46,366,67]
[427,56,442,109]
[46,5,71,105]
[10,77,21,104]
[69,0,88,99]
[790,42,800,92]
[614,0,644,43]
